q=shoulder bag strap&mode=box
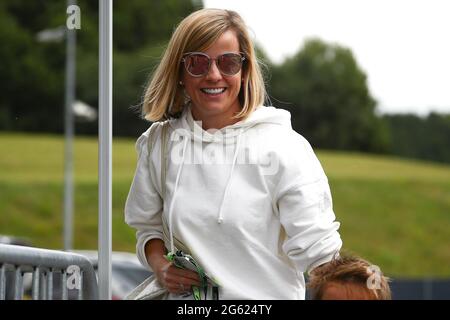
[147,121,190,254]
[160,121,169,198]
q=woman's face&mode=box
[181,30,243,127]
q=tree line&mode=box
[264,39,450,164]
[0,0,449,164]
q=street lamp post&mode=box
[37,1,77,252]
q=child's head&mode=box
[307,253,391,300]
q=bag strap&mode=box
[160,121,169,198]
[147,121,189,253]
[147,121,169,198]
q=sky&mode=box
[204,0,450,115]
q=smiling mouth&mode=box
[201,88,226,95]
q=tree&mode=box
[0,0,202,136]
[268,38,389,152]
[113,0,202,52]
[0,1,65,132]
[383,113,450,164]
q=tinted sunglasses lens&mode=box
[219,54,242,75]
[185,54,209,76]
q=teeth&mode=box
[201,88,225,94]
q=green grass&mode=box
[1,132,450,278]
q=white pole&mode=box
[63,0,77,251]
[98,0,112,300]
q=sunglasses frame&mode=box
[181,51,246,77]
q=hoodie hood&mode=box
[169,104,292,143]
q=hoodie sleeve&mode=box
[276,133,342,274]
[124,126,164,271]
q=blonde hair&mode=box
[142,8,267,121]
[307,252,392,300]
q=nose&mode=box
[205,60,222,81]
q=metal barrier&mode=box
[0,244,98,300]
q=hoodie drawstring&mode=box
[167,135,189,253]
[217,131,242,224]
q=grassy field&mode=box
[1,132,449,278]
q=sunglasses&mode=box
[181,52,245,77]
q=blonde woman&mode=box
[125,8,342,300]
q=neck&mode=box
[190,104,242,131]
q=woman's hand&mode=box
[145,239,201,295]
[154,258,202,294]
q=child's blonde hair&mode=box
[308,252,392,300]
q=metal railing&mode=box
[0,244,98,300]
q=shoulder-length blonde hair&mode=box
[142,8,267,121]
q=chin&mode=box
[194,102,229,113]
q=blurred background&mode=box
[0,0,449,299]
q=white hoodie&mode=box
[125,104,342,300]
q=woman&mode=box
[125,8,342,300]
